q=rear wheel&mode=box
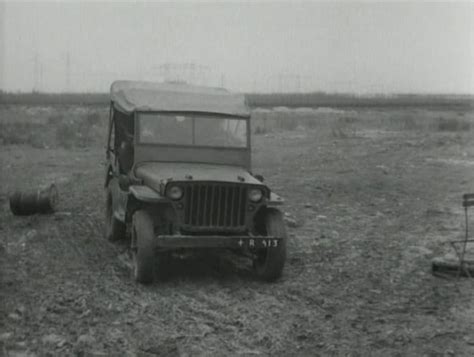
[104,189,126,242]
[253,209,287,281]
[131,210,155,284]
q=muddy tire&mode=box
[104,189,126,242]
[254,208,287,281]
[132,210,155,284]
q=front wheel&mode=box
[253,208,287,281]
[131,210,155,284]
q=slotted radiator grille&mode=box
[183,184,248,229]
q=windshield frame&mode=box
[134,111,251,150]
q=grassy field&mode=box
[1,104,474,356]
[0,104,472,149]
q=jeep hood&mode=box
[134,162,262,193]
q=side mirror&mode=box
[118,175,131,191]
[255,174,264,182]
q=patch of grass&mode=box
[401,116,420,131]
[437,117,470,132]
[331,127,349,138]
[0,122,48,147]
[0,107,107,149]
[254,126,268,135]
[277,117,298,131]
[330,118,355,139]
[55,122,76,148]
[86,113,100,126]
[55,118,101,148]
[305,119,318,129]
[47,114,64,125]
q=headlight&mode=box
[167,185,183,200]
[248,188,263,202]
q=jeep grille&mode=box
[182,183,248,231]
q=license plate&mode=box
[237,238,279,248]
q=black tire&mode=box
[254,209,287,281]
[104,189,126,242]
[131,210,155,284]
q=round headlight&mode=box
[249,188,263,202]
[167,185,183,200]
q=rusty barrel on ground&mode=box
[9,184,59,215]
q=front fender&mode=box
[129,185,167,203]
[268,192,285,206]
[126,185,171,223]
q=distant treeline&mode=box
[1,91,473,109]
[246,92,474,109]
[0,92,109,106]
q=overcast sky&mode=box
[0,1,473,94]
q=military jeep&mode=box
[104,80,287,284]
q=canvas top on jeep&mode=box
[110,80,251,117]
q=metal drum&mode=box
[9,184,59,215]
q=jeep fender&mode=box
[268,192,285,206]
[126,185,168,223]
[129,185,165,203]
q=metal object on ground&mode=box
[9,184,59,215]
[432,193,474,277]
[432,256,474,277]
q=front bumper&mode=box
[153,235,282,249]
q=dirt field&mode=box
[1,105,474,356]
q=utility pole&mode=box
[295,75,301,93]
[39,62,43,92]
[33,53,44,92]
[66,52,71,92]
[34,52,39,92]
[220,73,225,88]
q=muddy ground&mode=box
[1,106,474,356]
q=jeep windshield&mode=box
[137,113,248,148]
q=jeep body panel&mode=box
[129,185,166,203]
[134,162,262,193]
[269,192,284,206]
[134,137,251,169]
